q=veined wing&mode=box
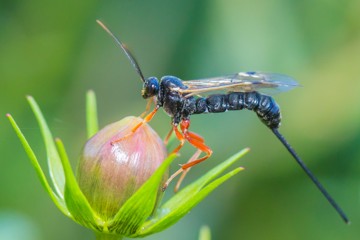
[179,72,300,97]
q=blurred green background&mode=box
[1,0,360,239]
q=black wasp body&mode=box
[97,20,349,223]
[156,76,190,123]
[155,75,280,129]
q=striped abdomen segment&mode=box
[193,92,281,129]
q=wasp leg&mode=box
[162,168,183,191]
[172,129,206,192]
[162,120,213,191]
[111,106,159,145]
[164,126,173,145]
[174,149,202,192]
[162,150,202,192]
[139,97,156,118]
[184,131,205,143]
[170,124,186,154]
[162,125,186,191]
[139,98,153,118]
[164,124,204,146]
[180,119,213,170]
[180,136,213,169]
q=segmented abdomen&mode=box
[193,92,281,129]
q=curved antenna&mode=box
[96,20,146,82]
[271,128,349,224]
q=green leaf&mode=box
[55,138,102,231]
[27,96,65,199]
[199,225,211,240]
[107,154,176,237]
[6,114,70,217]
[137,148,250,236]
[86,90,99,138]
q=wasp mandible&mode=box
[96,20,349,223]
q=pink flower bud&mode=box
[77,116,167,220]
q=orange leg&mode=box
[164,121,203,145]
[162,124,186,191]
[139,98,153,118]
[179,119,205,143]
[164,126,173,145]
[174,149,202,192]
[111,106,159,145]
[181,134,213,170]
[170,124,186,155]
[162,119,213,191]
[180,119,213,170]
[184,131,205,143]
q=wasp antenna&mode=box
[271,128,349,224]
[96,20,146,82]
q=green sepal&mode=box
[136,148,250,236]
[26,96,65,199]
[86,90,99,139]
[55,138,102,231]
[107,154,176,236]
[6,114,70,217]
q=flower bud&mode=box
[76,116,167,220]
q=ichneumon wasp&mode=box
[96,20,349,223]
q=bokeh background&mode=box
[1,0,360,239]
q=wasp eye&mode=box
[142,77,159,99]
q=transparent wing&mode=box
[178,72,299,97]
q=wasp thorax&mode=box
[142,77,159,99]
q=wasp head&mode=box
[142,77,159,99]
